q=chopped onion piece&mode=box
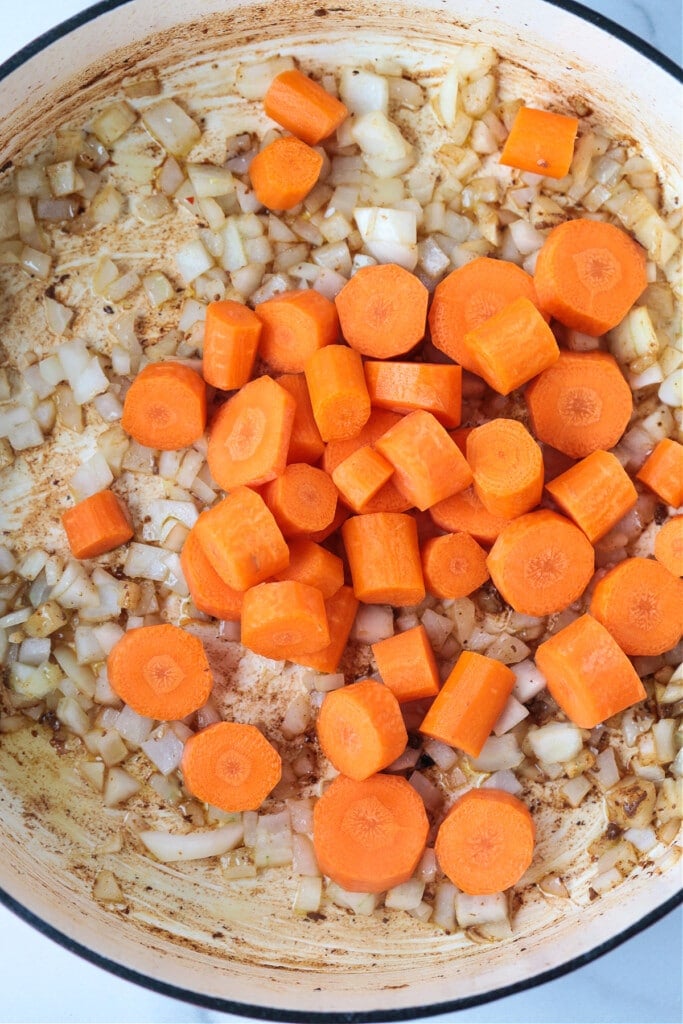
[481,769,523,795]
[493,695,529,736]
[352,110,412,160]
[142,726,185,774]
[293,875,322,913]
[354,206,417,270]
[176,238,214,284]
[560,774,592,807]
[235,56,295,99]
[385,877,425,910]
[292,833,320,877]
[91,101,137,145]
[69,451,114,501]
[139,823,244,862]
[456,890,508,928]
[20,245,51,279]
[351,603,394,644]
[469,734,523,772]
[340,68,389,116]
[528,722,583,764]
[326,882,378,916]
[511,659,547,703]
[187,163,235,198]
[422,737,458,770]
[590,747,621,790]
[432,880,457,931]
[44,297,74,335]
[141,99,201,157]
[115,704,154,745]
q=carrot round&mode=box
[241,580,330,661]
[342,512,425,606]
[545,449,638,543]
[655,517,683,577]
[255,289,339,374]
[264,69,348,146]
[364,361,462,428]
[62,489,133,559]
[249,136,323,211]
[276,372,325,465]
[274,537,344,598]
[429,486,509,546]
[317,678,407,780]
[372,624,440,704]
[589,557,683,656]
[525,350,632,459]
[181,722,282,812]
[304,344,371,442]
[121,361,207,450]
[435,789,535,895]
[322,409,411,514]
[486,509,595,616]
[312,773,429,893]
[533,218,647,335]
[202,300,262,391]
[499,106,579,179]
[291,585,358,673]
[262,462,338,537]
[636,438,683,508]
[331,445,394,513]
[421,532,490,599]
[181,526,243,621]
[466,418,544,520]
[107,623,213,720]
[335,263,429,359]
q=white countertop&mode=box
[1,1,681,1022]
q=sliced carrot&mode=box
[180,526,243,621]
[193,486,289,591]
[304,344,371,442]
[207,374,296,490]
[262,462,338,537]
[486,508,595,616]
[307,502,351,544]
[312,773,429,893]
[107,623,213,720]
[342,512,425,606]
[276,372,325,465]
[655,517,683,577]
[371,624,440,704]
[466,418,544,520]
[535,613,647,728]
[589,556,683,656]
[525,350,633,459]
[419,651,515,758]
[181,721,282,812]
[202,300,262,391]
[291,585,358,672]
[499,106,579,179]
[255,289,339,373]
[274,537,344,598]
[429,486,509,546]
[264,69,348,146]
[62,489,133,559]
[249,136,323,211]
[331,446,394,513]
[241,580,330,661]
[421,532,490,599]
[335,263,429,359]
[545,449,638,543]
[322,409,411,514]
[636,438,683,508]
[317,678,407,780]
[533,218,647,335]
[364,361,462,428]
[121,361,207,450]
[435,789,535,895]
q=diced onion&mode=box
[139,823,244,861]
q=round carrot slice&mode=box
[121,362,206,450]
[335,263,429,359]
[181,721,282,812]
[589,556,683,656]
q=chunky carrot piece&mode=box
[304,344,371,442]
[322,409,411,514]
[486,509,595,616]
[202,300,262,391]
[264,69,348,146]
[534,218,647,335]
[276,373,325,465]
[180,526,243,621]
[435,789,535,895]
[342,512,425,606]
[308,502,350,544]
[525,351,633,459]
[545,449,638,543]
[428,257,541,370]
[181,722,281,812]
[419,651,515,758]
[421,532,489,599]
[255,289,339,373]
[313,773,429,893]
[331,446,394,513]
[429,486,509,546]
[589,556,683,656]
[636,438,683,508]
[274,537,344,598]
[193,486,289,591]
[371,624,440,704]
[335,263,429,359]
[62,489,133,559]
[262,462,338,537]
[249,136,323,211]
[107,623,213,720]
[121,361,207,450]
[364,361,462,428]
[374,409,473,511]
[317,678,407,780]
[655,517,683,577]
[466,418,544,520]
[500,106,579,179]
[207,374,296,490]
[291,585,358,672]
[535,613,647,728]
[241,580,330,661]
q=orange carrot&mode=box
[304,344,371,442]
[241,580,330,661]
[525,351,633,459]
[262,462,338,537]
[371,624,440,704]
[207,374,296,490]
[636,438,683,508]
[308,502,351,544]
[255,289,339,373]
[317,678,407,780]
[249,136,323,211]
[264,69,348,146]
[180,526,243,621]
[589,556,683,656]
[322,409,411,514]
[364,361,462,428]
[533,218,647,335]
[449,426,473,455]
[331,446,394,513]
[499,106,579,179]
[535,613,647,728]
[342,512,425,606]
[193,486,289,591]
[486,508,595,615]
[107,623,213,720]
[181,721,282,812]
[274,537,344,598]
[419,651,515,758]
[435,789,535,895]
[121,361,207,450]
[466,418,544,519]
[545,449,638,543]
[655,517,683,578]
[291,584,358,672]
[335,264,429,359]
[312,773,429,893]
[202,300,262,391]
[429,486,509,546]
[374,409,473,511]
[62,489,133,559]
[276,372,325,465]
[421,532,490,599]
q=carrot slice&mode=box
[429,486,509,546]
[466,418,544,520]
[435,789,535,895]
[249,136,323,211]
[107,623,213,720]
[180,526,243,621]
[589,556,683,656]
[291,585,358,673]
[241,580,330,661]
[312,773,429,893]
[322,409,411,514]
[255,289,339,373]
[545,449,638,543]
[181,722,281,812]
[121,361,207,450]
[207,374,296,490]
[335,263,429,359]
[317,678,407,780]
[202,300,262,391]
[533,218,647,335]
[655,517,683,578]
[371,624,440,704]
[262,462,338,537]
[274,537,344,598]
[636,438,683,508]
[499,106,579,179]
[342,512,425,606]
[331,445,394,513]
[276,372,325,465]
[364,361,462,428]
[62,489,133,559]
[264,69,348,146]
[421,532,490,599]
[535,613,646,728]
[304,344,371,442]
